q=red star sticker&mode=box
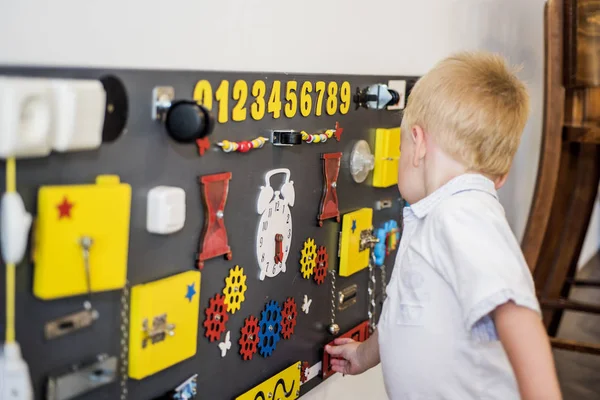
[196,137,211,156]
[57,196,74,219]
[334,121,343,142]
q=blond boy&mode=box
[325,52,562,400]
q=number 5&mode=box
[284,81,298,118]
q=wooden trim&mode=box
[521,0,566,272]
[551,337,600,355]
[566,278,600,287]
[540,298,600,314]
[564,124,600,143]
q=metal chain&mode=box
[329,270,336,325]
[368,255,376,332]
[381,264,387,302]
[119,280,130,400]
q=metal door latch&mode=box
[47,354,117,400]
[142,313,176,348]
[359,229,379,251]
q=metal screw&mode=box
[268,325,273,332]
[216,210,224,219]
[287,315,292,320]
[331,182,337,188]
[248,334,254,340]
[215,314,221,321]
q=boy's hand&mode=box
[325,338,365,375]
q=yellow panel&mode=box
[33,175,132,300]
[128,270,201,380]
[373,127,401,188]
[339,208,373,277]
[236,361,301,400]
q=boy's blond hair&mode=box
[401,51,530,177]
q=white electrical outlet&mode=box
[51,79,106,152]
[387,80,407,110]
[0,77,54,159]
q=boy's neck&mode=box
[423,147,469,198]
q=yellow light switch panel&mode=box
[236,361,301,400]
[373,127,400,188]
[33,175,132,300]
[339,208,373,277]
[129,270,201,380]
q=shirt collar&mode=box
[404,173,498,220]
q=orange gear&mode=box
[281,297,298,339]
[203,293,229,342]
[301,361,310,383]
[313,246,328,285]
[239,315,260,361]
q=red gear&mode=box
[281,297,298,339]
[239,315,260,360]
[313,246,328,285]
[203,293,229,342]
[301,361,310,383]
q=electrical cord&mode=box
[5,156,16,344]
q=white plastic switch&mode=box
[146,186,186,234]
[387,80,407,110]
[51,79,106,152]
[0,77,54,159]
[1,192,32,264]
[0,342,34,400]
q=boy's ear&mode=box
[494,173,509,189]
[412,125,427,167]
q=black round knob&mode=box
[165,100,214,143]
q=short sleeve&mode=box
[430,195,541,333]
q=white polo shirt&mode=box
[378,173,541,400]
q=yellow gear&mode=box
[299,238,317,279]
[223,265,248,314]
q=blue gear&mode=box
[258,300,282,357]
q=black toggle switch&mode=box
[164,100,215,143]
[270,130,303,146]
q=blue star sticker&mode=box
[351,219,357,233]
[185,283,196,302]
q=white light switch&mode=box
[51,79,106,152]
[387,80,407,110]
[0,77,54,159]
[147,186,186,234]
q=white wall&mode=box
[1,0,595,398]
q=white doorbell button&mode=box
[147,186,186,234]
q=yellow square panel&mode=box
[339,208,373,277]
[129,270,201,380]
[373,127,400,188]
[236,361,301,400]
[33,175,132,300]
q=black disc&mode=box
[100,75,128,143]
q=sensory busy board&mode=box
[0,66,416,400]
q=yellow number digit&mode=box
[340,81,351,114]
[215,80,230,123]
[232,80,248,122]
[326,82,338,116]
[268,81,282,119]
[284,81,298,119]
[314,81,326,117]
[193,80,213,110]
[251,80,266,120]
[300,81,313,117]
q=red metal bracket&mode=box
[322,320,370,379]
[317,152,342,226]
[197,172,233,269]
